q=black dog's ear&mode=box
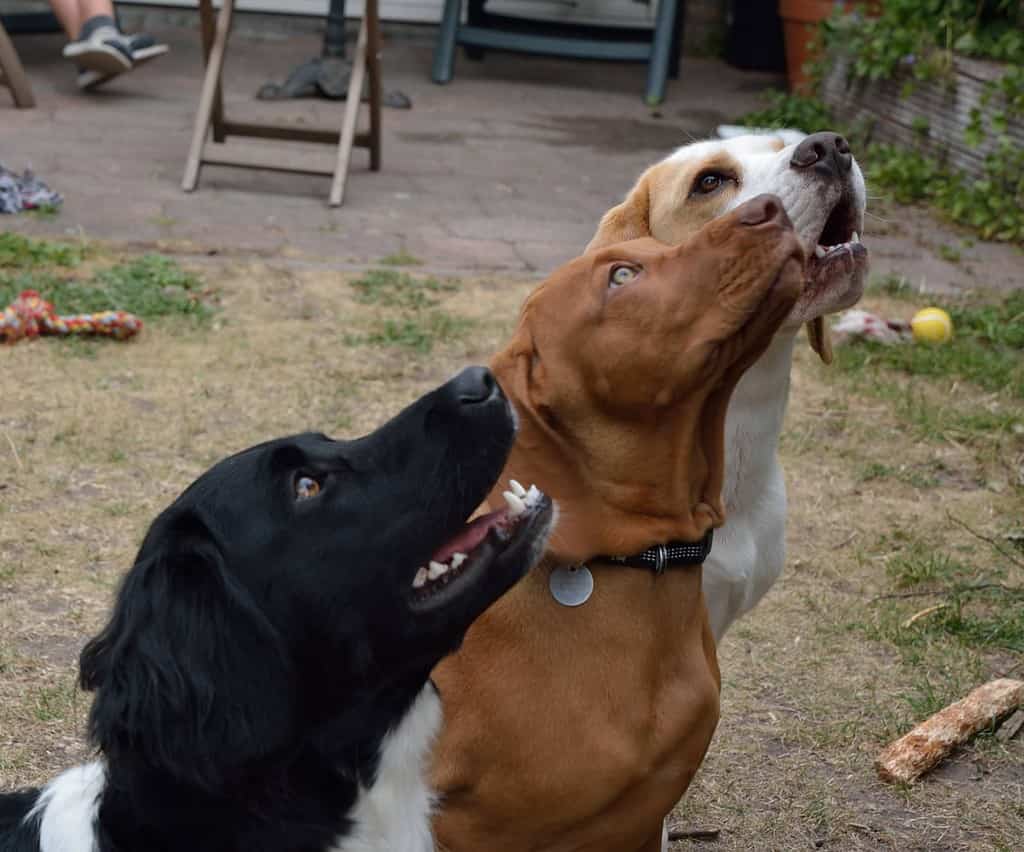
[79,509,295,792]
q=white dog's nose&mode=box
[790,132,853,178]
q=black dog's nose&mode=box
[451,366,500,405]
[790,132,853,178]
[736,194,790,228]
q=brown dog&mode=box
[430,195,804,852]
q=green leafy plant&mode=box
[741,91,835,133]
[0,249,213,322]
[737,80,1024,243]
[349,269,456,309]
[345,312,474,354]
[822,0,1024,84]
[740,4,1024,242]
[377,250,423,267]
[0,233,89,269]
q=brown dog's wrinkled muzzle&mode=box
[492,194,803,563]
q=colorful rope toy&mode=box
[1,289,142,344]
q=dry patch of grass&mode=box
[1,243,1021,849]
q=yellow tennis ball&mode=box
[911,307,953,344]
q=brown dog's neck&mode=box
[490,349,725,566]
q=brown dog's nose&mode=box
[736,194,788,228]
[790,132,853,178]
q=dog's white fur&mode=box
[591,134,867,642]
[23,689,441,852]
[333,685,441,852]
[704,136,866,639]
[27,762,105,852]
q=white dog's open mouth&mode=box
[805,195,868,292]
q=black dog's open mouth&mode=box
[408,480,553,611]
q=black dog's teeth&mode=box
[411,480,545,599]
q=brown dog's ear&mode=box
[586,172,652,251]
[807,317,833,364]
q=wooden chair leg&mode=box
[328,9,370,207]
[182,0,235,191]
[366,0,382,172]
[0,23,35,109]
[197,0,227,142]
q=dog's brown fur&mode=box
[431,196,804,852]
[586,139,832,365]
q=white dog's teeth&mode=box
[851,231,860,243]
[428,561,447,580]
[413,567,428,589]
[451,552,467,569]
[503,490,526,517]
[509,479,527,498]
[814,245,827,259]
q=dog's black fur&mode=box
[0,367,551,852]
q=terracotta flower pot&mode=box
[778,0,878,92]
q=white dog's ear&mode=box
[807,317,834,364]
[587,171,652,251]
[775,129,809,146]
[716,124,808,146]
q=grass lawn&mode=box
[1,236,1021,850]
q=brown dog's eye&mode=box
[691,171,733,196]
[295,475,322,501]
[609,265,639,289]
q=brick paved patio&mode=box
[1,12,1020,289]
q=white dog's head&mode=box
[587,133,869,363]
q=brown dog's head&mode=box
[586,133,870,365]
[493,195,803,562]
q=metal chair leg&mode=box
[645,0,679,106]
[366,0,382,173]
[431,0,461,84]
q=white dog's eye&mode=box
[691,170,735,197]
[609,265,639,289]
[295,474,322,501]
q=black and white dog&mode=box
[0,367,554,852]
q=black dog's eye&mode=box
[294,474,323,501]
[691,170,735,196]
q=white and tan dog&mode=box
[587,131,869,640]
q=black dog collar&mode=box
[592,530,714,574]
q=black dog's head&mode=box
[79,367,554,793]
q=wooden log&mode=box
[875,679,1024,785]
[996,709,1024,743]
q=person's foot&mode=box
[77,33,169,92]
[124,33,170,64]
[63,15,132,75]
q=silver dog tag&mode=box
[549,565,593,607]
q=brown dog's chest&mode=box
[431,561,720,852]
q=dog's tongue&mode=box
[432,508,507,564]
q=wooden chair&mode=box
[0,19,35,108]
[182,0,382,207]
